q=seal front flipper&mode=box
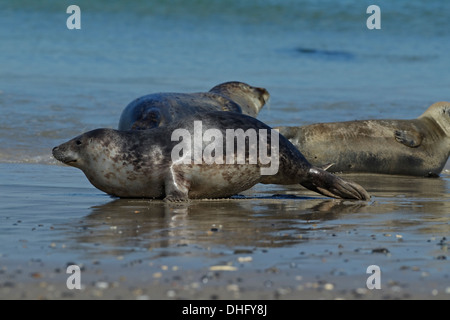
[164,165,190,202]
[300,167,370,201]
[394,130,423,148]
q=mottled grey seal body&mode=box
[118,81,269,130]
[277,102,450,176]
[53,112,370,201]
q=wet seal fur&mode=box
[118,81,269,130]
[276,102,450,177]
[53,112,370,201]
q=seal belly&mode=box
[182,164,262,199]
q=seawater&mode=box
[0,0,449,164]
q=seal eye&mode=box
[76,140,82,146]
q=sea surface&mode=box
[0,0,449,299]
[1,0,450,163]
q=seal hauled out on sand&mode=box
[118,81,270,130]
[276,102,450,177]
[53,112,370,201]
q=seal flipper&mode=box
[164,166,190,202]
[300,167,371,201]
[394,130,422,148]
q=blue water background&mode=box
[0,0,449,163]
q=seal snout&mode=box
[258,87,270,105]
[52,145,77,165]
[52,146,60,159]
[52,145,63,161]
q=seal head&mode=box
[209,81,270,117]
[418,101,450,136]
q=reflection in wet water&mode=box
[65,172,450,262]
[1,164,449,299]
[72,198,367,258]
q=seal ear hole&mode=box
[75,140,82,146]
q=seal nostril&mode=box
[52,147,58,152]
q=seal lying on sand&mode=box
[53,112,370,201]
[276,102,450,176]
[118,81,269,130]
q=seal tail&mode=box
[300,167,371,201]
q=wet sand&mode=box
[0,163,449,300]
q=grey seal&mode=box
[53,112,370,201]
[118,81,269,130]
[276,102,450,176]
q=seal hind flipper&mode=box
[394,130,423,148]
[300,167,371,201]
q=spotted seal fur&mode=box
[53,112,370,200]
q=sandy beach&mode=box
[1,163,449,300]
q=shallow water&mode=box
[0,1,449,299]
